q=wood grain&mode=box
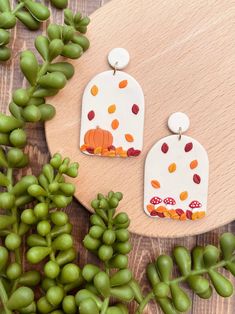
[46,0,235,238]
[0,0,234,313]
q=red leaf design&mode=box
[87,110,95,121]
[132,149,141,156]
[156,212,165,218]
[186,210,193,219]
[185,142,193,152]
[161,143,169,153]
[193,174,201,184]
[127,148,135,157]
[176,209,184,216]
[86,147,94,154]
[132,104,139,115]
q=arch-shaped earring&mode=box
[80,48,145,158]
[144,112,209,221]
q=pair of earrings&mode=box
[79,48,209,221]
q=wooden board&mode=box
[45,0,235,238]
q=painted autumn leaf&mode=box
[151,180,160,189]
[168,162,176,173]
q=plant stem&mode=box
[7,168,21,264]
[168,256,235,285]
[6,168,13,190]
[46,233,55,261]
[0,279,11,314]
[135,292,154,314]
[100,263,110,314]
[10,279,18,294]
[100,298,109,314]
[27,61,50,98]
[12,2,25,15]
[137,255,235,313]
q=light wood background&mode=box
[46,0,235,238]
[1,0,235,313]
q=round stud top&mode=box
[168,112,190,134]
[108,48,130,70]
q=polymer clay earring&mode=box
[144,112,209,220]
[80,48,145,158]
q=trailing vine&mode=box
[0,7,90,313]
[80,195,235,314]
[0,0,69,62]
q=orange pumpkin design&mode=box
[84,127,113,149]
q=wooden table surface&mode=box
[0,1,234,313]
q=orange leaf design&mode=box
[119,80,128,88]
[111,119,119,130]
[180,191,188,201]
[147,204,154,213]
[156,206,167,213]
[151,180,160,189]
[125,134,134,142]
[91,85,98,96]
[108,104,116,114]
[80,144,88,151]
[180,213,187,221]
[190,160,198,169]
[168,162,176,173]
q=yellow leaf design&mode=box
[168,163,176,173]
[108,104,116,114]
[91,85,98,96]
[180,191,188,201]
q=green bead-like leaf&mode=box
[170,282,191,312]
[220,233,235,260]
[35,35,49,60]
[24,0,50,22]
[156,255,173,282]
[7,287,34,310]
[203,245,220,268]
[47,62,75,79]
[20,50,39,85]
[208,269,233,297]
[16,10,40,30]
[0,0,11,12]
[173,246,191,276]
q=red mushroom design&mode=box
[189,200,202,209]
[163,197,176,206]
[150,196,162,205]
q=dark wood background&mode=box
[0,1,234,313]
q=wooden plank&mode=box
[0,0,234,313]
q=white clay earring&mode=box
[144,112,209,221]
[80,48,145,158]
